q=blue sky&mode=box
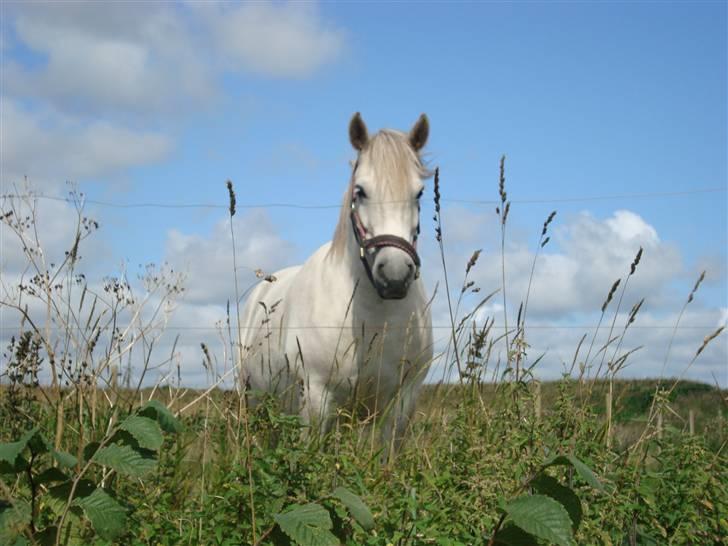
[2,1,726,386]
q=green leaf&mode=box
[92,443,157,477]
[0,428,44,467]
[139,399,183,433]
[505,494,574,546]
[492,523,539,545]
[46,480,96,516]
[74,488,126,540]
[83,441,100,462]
[36,467,69,485]
[0,500,31,542]
[52,449,78,469]
[274,503,339,546]
[33,526,58,546]
[531,474,583,530]
[331,486,374,530]
[118,415,163,451]
[544,454,603,491]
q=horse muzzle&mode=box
[371,247,417,299]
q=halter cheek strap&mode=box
[350,198,421,286]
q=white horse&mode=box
[240,113,433,444]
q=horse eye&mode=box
[354,186,367,200]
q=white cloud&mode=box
[7,2,216,115]
[6,1,345,119]
[197,1,345,78]
[164,209,296,305]
[430,208,683,318]
[1,99,171,188]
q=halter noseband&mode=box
[349,187,421,290]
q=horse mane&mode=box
[329,129,430,259]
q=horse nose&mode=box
[376,255,415,285]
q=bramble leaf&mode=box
[74,488,126,540]
[332,486,374,530]
[118,416,163,451]
[505,494,574,546]
[274,503,339,546]
[139,399,183,433]
[93,444,157,477]
[544,454,603,491]
[531,474,583,529]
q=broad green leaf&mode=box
[0,460,16,474]
[564,455,602,491]
[531,474,583,530]
[33,526,59,546]
[274,503,339,546]
[36,467,69,485]
[83,441,100,462]
[74,488,126,540]
[505,494,574,546]
[0,428,43,467]
[139,399,183,433]
[0,500,31,542]
[492,523,539,545]
[46,480,96,516]
[40,511,84,546]
[332,486,374,530]
[52,449,78,469]
[544,454,603,491]
[118,415,163,451]
[92,443,157,477]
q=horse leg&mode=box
[380,385,418,462]
[301,381,334,436]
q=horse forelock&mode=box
[330,129,429,259]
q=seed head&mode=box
[226,180,236,217]
[687,270,706,304]
[541,210,557,236]
[502,201,510,225]
[601,278,621,313]
[466,249,482,274]
[498,155,507,204]
[696,325,725,357]
[628,298,645,324]
[630,247,643,275]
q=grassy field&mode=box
[0,377,726,545]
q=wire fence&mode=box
[0,324,720,332]
[1,186,725,211]
[1,186,725,335]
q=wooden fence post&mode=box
[688,409,694,436]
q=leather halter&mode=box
[349,185,421,289]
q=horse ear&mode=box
[409,114,429,151]
[349,112,369,151]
